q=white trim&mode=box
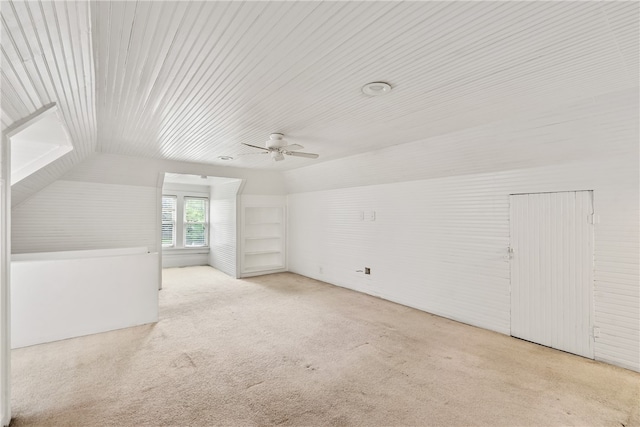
[161,190,210,251]
[1,131,12,426]
[182,196,209,248]
[162,247,210,255]
[156,173,164,290]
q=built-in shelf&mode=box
[242,204,285,276]
[245,250,281,255]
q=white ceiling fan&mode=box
[241,133,319,162]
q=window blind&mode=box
[162,196,177,247]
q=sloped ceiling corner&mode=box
[60,152,287,196]
[283,89,639,194]
[1,0,96,205]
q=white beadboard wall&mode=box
[288,156,639,372]
[12,180,157,254]
[286,90,639,372]
[11,152,285,255]
[209,180,242,278]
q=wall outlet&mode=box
[364,267,370,275]
[319,266,323,274]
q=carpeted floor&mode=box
[10,266,640,426]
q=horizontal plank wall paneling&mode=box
[286,89,638,372]
[288,156,639,372]
[11,152,284,260]
[12,180,157,254]
[285,89,639,373]
[210,180,242,278]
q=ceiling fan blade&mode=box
[238,151,269,156]
[242,142,268,151]
[287,151,319,159]
[284,143,304,151]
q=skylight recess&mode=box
[8,104,73,184]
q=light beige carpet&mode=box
[11,266,640,426]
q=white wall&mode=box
[288,157,639,372]
[11,248,158,348]
[60,152,286,195]
[12,180,157,254]
[287,91,639,372]
[11,152,286,255]
[210,180,242,277]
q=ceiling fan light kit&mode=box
[270,151,285,161]
[241,133,319,162]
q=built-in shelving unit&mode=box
[241,203,285,276]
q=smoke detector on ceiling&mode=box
[362,81,392,96]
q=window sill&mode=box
[162,247,210,255]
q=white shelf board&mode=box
[245,236,281,240]
[244,250,281,255]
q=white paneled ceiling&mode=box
[1,0,95,203]
[2,1,639,178]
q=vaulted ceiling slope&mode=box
[2,1,95,204]
[2,1,638,201]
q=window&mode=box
[162,194,209,249]
[184,197,208,247]
[162,196,177,247]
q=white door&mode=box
[510,191,594,358]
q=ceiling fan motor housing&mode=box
[266,133,286,149]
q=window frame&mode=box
[161,195,177,248]
[162,192,209,251]
[183,196,209,248]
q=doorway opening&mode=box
[161,173,242,277]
